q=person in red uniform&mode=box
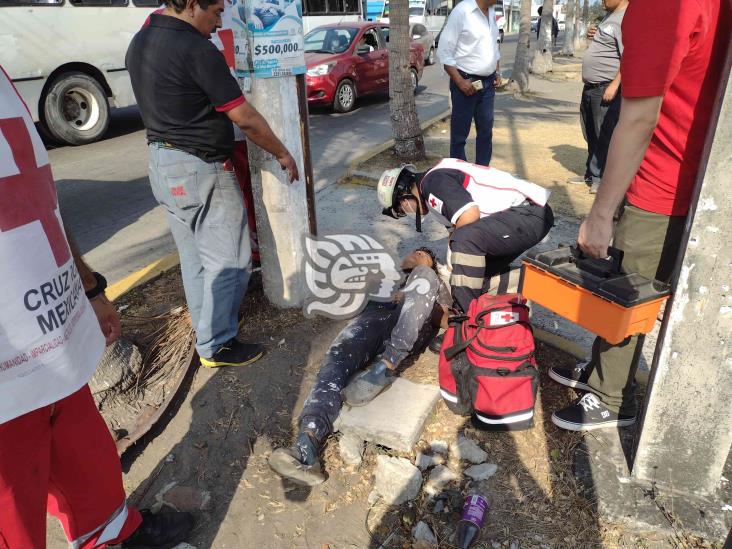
[0,67,193,548]
[549,0,732,431]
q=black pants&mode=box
[449,203,554,312]
[580,83,621,184]
[298,267,439,446]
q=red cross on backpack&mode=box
[438,293,538,431]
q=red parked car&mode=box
[304,22,425,113]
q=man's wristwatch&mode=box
[85,272,108,300]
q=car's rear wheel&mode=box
[333,79,356,113]
[410,69,419,93]
[427,47,436,65]
[41,71,110,145]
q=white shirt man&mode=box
[437,0,502,167]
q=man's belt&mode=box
[457,69,496,81]
[584,81,612,89]
[148,140,178,150]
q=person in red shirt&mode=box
[548,0,731,431]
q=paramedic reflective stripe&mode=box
[474,409,534,425]
[71,501,129,549]
[451,274,484,290]
[450,252,486,268]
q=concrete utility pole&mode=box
[631,51,732,498]
[247,76,311,307]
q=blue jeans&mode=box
[449,73,496,166]
[148,145,251,358]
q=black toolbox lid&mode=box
[523,246,670,307]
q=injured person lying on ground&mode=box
[377,158,554,334]
[269,248,451,486]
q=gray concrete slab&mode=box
[334,378,440,452]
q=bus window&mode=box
[0,0,63,5]
[132,0,160,6]
[69,0,128,5]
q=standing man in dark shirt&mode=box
[126,0,299,368]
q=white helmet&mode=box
[377,164,424,231]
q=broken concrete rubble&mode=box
[451,435,488,464]
[374,455,422,505]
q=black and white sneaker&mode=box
[551,393,636,431]
[548,360,592,392]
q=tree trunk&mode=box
[505,0,512,34]
[509,0,533,93]
[582,0,589,24]
[561,0,576,55]
[531,0,554,74]
[388,0,425,160]
[572,0,585,52]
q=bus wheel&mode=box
[42,72,110,146]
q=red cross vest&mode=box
[0,67,104,424]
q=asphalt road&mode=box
[52,35,518,283]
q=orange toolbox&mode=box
[520,246,670,344]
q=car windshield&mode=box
[408,6,423,15]
[304,27,359,54]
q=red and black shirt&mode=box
[126,14,245,162]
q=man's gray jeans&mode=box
[148,144,251,358]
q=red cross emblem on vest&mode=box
[0,117,69,268]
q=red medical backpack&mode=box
[438,293,538,431]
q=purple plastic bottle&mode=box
[455,494,489,548]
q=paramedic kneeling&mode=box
[378,158,554,313]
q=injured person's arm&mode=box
[381,262,443,369]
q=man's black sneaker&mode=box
[341,359,395,407]
[567,175,591,185]
[551,393,636,431]
[268,447,327,486]
[122,509,194,548]
[428,331,445,354]
[200,339,264,368]
[548,360,592,391]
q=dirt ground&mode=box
[45,83,725,548]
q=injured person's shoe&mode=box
[341,359,395,407]
[122,509,194,548]
[268,432,327,486]
[428,330,445,354]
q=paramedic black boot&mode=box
[548,360,592,391]
[341,359,395,407]
[122,509,194,548]
[551,393,636,431]
[268,431,326,486]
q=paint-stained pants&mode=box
[298,266,440,444]
[449,203,554,312]
[0,386,142,549]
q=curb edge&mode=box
[107,251,180,302]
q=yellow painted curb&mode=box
[346,108,452,176]
[107,252,180,302]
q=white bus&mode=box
[1,0,360,146]
[1,1,156,145]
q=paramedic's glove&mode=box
[577,211,613,259]
[90,294,121,345]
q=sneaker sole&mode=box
[268,454,326,487]
[200,350,264,368]
[551,413,636,431]
[548,368,592,392]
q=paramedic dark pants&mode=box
[580,82,621,184]
[586,205,685,415]
[449,203,554,312]
[298,267,439,445]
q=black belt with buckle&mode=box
[584,81,612,89]
[458,69,496,81]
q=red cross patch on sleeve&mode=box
[428,193,443,214]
